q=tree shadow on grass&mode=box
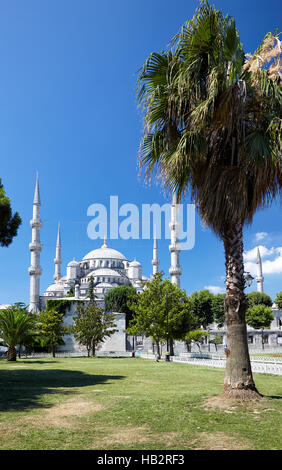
[0,369,125,412]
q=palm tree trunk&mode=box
[7,346,17,361]
[222,223,261,399]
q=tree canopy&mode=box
[274,292,282,310]
[247,291,273,308]
[0,179,21,247]
[104,285,138,328]
[0,305,35,361]
[71,303,117,356]
[127,272,193,358]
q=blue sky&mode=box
[0,0,281,305]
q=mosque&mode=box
[28,173,182,353]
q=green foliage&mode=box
[247,291,273,308]
[71,303,117,356]
[127,272,193,356]
[245,305,274,330]
[184,330,210,351]
[190,290,214,328]
[274,292,282,310]
[104,285,138,328]
[36,309,69,357]
[211,293,225,327]
[0,305,35,360]
[88,276,97,303]
[46,299,72,315]
[137,1,282,235]
[0,179,21,247]
[66,288,75,297]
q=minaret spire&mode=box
[28,172,42,312]
[169,192,182,287]
[256,246,264,293]
[54,222,62,282]
[152,226,160,275]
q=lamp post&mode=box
[244,272,254,287]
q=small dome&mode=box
[129,259,141,267]
[67,258,79,267]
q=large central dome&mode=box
[82,239,127,261]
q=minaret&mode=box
[169,192,182,287]
[28,172,42,312]
[54,222,62,282]
[256,246,264,293]
[152,228,160,275]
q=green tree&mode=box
[247,291,273,308]
[88,276,96,303]
[245,305,274,350]
[0,306,35,361]
[104,285,138,328]
[127,272,192,359]
[274,292,282,310]
[0,179,21,247]
[211,294,225,328]
[190,290,214,329]
[71,303,117,357]
[184,330,210,352]
[36,309,69,357]
[137,1,281,398]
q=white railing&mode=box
[140,352,282,375]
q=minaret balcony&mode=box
[152,259,160,266]
[169,222,179,231]
[54,258,62,265]
[169,243,180,253]
[29,241,42,252]
[30,219,42,229]
[169,266,182,276]
[28,266,42,276]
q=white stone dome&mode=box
[45,283,64,293]
[83,242,127,262]
[129,259,141,267]
[67,258,80,267]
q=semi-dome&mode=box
[87,268,122,278]
[83,240,127,261]
[45,283,64,293]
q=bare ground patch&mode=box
[90,426,182,449]
[192,431,253,450]
[203,395,240,411]
[22,395,105,428]
[90,425,151,448]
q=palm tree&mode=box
[137,1,281,399]
[0,307,35,361]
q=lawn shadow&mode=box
[0,369,125,412]
[265,395,282,400]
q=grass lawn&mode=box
[0,357,281,450]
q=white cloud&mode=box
[204,285,225,295]
[255,232,268,242]
[243,245,276,262]
[244,245,282,276]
